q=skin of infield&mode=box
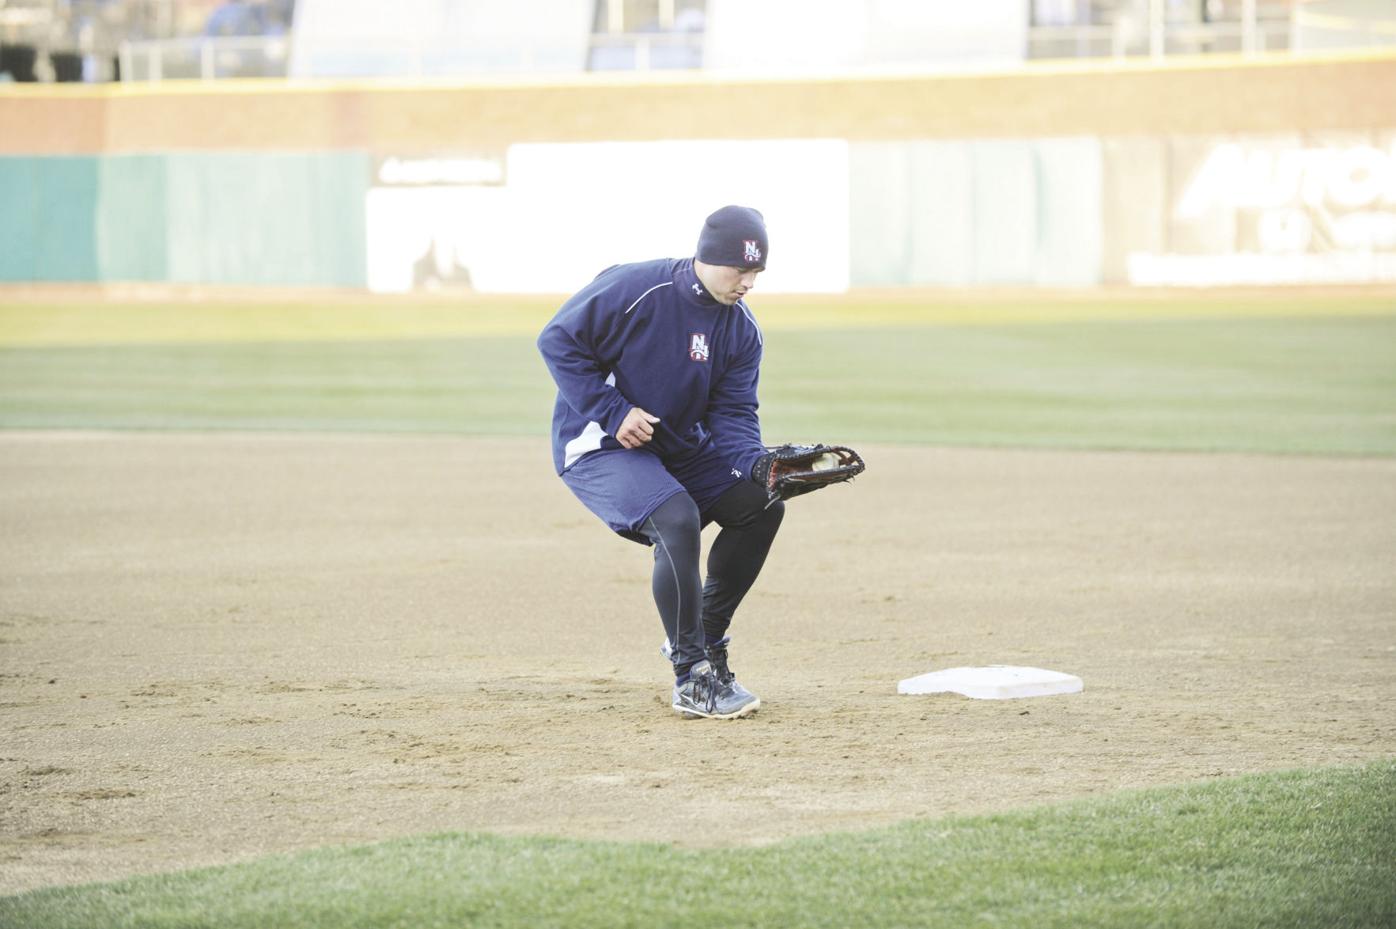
[1,432,1392,893]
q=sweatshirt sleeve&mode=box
[536,272,635,437]
[705,331,766,479]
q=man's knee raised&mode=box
[646,493,702,544]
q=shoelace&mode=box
[697,670,718,714]
[707,647,734,684]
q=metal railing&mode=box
[587,31,704,71]
[110,17,1387,83]
[1026,20,1294,60]
[119,36,291,81]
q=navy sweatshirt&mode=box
[537,257,766,477]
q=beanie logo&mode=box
[743,240,762,263]
[689,332,710,363]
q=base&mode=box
[897,665,1083,700]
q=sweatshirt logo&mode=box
[689,332,710,362]
[743,240,762,263]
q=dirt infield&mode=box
[1,432,1393,894]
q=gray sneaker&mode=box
[672,660,759,719]
[705,637,760,709]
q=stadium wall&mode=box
[0,152,368,286]
[0,51,1392,290]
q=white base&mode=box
[897,665,1083,700]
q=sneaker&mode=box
[705,637,760,709]
[671,660,759,719]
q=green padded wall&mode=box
[97,154,169,282]
[1034,137,1103,287]
[164,152,369,287]
[2,151,368,286]
[0,156,100,282]
[849,138,1103,287]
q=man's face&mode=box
[696,261,762,305]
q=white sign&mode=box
[366,139,850,294]
[376,156,505,186]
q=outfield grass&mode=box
[2,290,1392,346]
[1,311,1393,455]
[2,761,1392,929]
[766,315,1396,454]
[0,337,547,436]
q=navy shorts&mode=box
[561,442,746,544]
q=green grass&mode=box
[1,313,1393,455]
[763,315,1396,455]
[3,761,1393,929]
[0,336,549,436]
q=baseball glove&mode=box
[751,443,866,503]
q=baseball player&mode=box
[537,206,782,720]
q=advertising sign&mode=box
[1128,133,1396,285]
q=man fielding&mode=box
[537,206,782,719]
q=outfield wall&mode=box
[0,153,368,286]
[1,51,1393,290]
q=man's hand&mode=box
[616,407,660,449]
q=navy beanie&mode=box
[696,205,768,270]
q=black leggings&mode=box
[641,481,784,678]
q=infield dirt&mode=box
[2,432,1393,893]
